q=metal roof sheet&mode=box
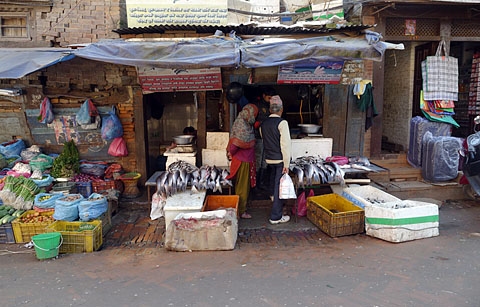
[114,23,373,35]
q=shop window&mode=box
[0,15,28,38]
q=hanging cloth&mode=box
[355,83,378,131]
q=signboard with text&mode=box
[277,61,345,84]
[137,67,222,93]
[126,0,228,27]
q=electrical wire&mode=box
[300,99,303,124]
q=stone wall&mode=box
[0,0,121,47]
[382,42,416,150]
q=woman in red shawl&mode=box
[226,104,258,219]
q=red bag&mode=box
[108,137,128,157]
[292,189,314,217]
[326,156,349,166]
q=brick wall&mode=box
[382,42,416,150]
[0,0,121,48]
[341,60,373,85]
[0,57,140,173]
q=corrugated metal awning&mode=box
[113,23,373,35]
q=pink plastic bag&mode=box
[292,189,314,217]
[38,97,54,124]
[108,137,128,157]
[326,156,349,166]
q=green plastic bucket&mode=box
[32,232,62,260]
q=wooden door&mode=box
[413,42,438,117]
[323,85,348,155]
[345,85,366,156]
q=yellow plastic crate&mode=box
[12,210,55,243]
[46,220,102,253]
[307,194,365,237]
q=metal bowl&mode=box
[173,135,194,145]
[298,124,321,134]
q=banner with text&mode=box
[126,0,228,27]
[277,61,345,84]
[137,67,222,93]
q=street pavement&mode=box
[0,200,479,307]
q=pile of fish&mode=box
[290,156,345,188]
[339,156,377,172]
[155,161,232,197]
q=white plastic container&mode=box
[341,185,401,209]
[163,190,206,232]
[365,200,439,243]
[206,132,229,150]
[202,149,230,167]
[290,138,333,160]
[164,152,196,169]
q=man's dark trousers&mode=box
[269,162,284,221]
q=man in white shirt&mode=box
[260,95,291,224]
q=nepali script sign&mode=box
[277,61,345,84]
[126,0,228,27]
[137,67,222,93]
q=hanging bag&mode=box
[422,40,458,101]
[101,106,123,140]
[108,137,128,157]
[38,97,54,124]
[76,99,101,130]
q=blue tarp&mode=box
[0,48,74,79]
[0,31,402,78]
[73,37,241,68]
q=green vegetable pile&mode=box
[51,140,80,178]
[0,176,44,209]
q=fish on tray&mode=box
[290,155,345,186]
[156,162,232,198]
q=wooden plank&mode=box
[323,84,348,156]
[197,91,207,165]
[370,17,385,158]
[344,84,365,156]
[133,86,147,186]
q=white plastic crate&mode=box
[365,200,439,243]
[341,185,401,209]
[163,190,206,232]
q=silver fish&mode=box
[221,178,233,187]
[179,169,187,185]
[351,164,376,172]
[292,166,305,188]
[313,165,327,184]
[304,164,314,186]
[156,171,167,195]
[211,166,218,181]
[324,164,335,182]
[215,176,222,193]
[221,169,229,180]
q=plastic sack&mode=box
[292,189,313,216]
[79,161,108,177]
[407,116,451,168]
[0,155,6,170]
[76,99,99,126]
[32,174,54,187]
[34,193,63,209]
[53,194,84,221]
[38,97,54,124]
[108,137,128,157]
[0,139,25,157]
[101,106,123,140]
[30,154,54,172]
[5,155,20,168]
[421,132,462,182]
[150,192,166,220]
[78,193,108,221]
[279,174,296,199]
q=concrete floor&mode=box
[0,200,479,306]
[239,208,318,232]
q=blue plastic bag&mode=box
[78,193,108,221]
[32,175,54,188]
[76,99,99,126]
[53,194,84,221]
[34,193,63,209]
[0,139,25,157]
[101,106,123,140]
[5,155,21,168]
[38,97,54,124]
